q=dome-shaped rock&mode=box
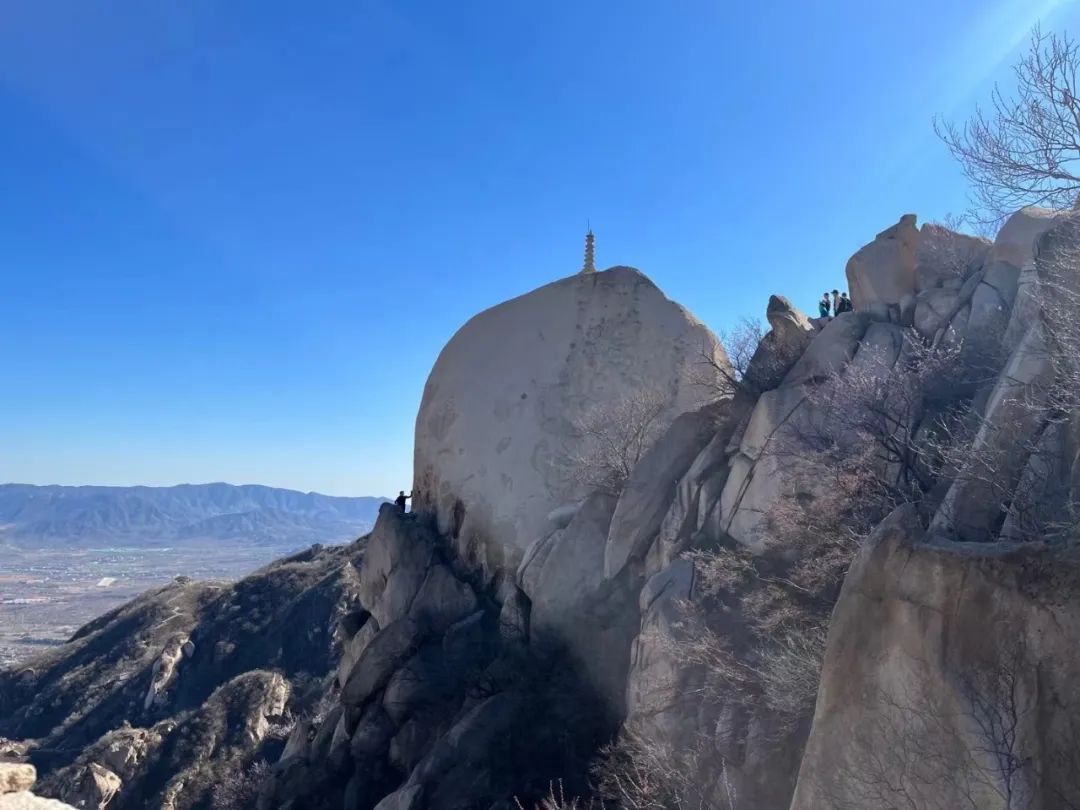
[413,266,728,575]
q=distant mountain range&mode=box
[0,483,386,548]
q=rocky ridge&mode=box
[6,210,1080,810]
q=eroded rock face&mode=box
[846,214,920,310]
[929,322,1055,541]
[604,403,726,580]
[743,296,817,392]
[413,266,728,576]
[624,561,697,740]
[792,505,1080,809]
[915,223,989,291]
[517,490,631,711]
[63,764,120,810]
[718,314,881,550]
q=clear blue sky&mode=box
[2,0,1077,497]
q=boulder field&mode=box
[6,207,1080,810]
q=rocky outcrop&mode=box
[61,763,121,810]
[11,208,1080,810]
[1,542,367,810]
[260,505,616,810]
[41,670,291,809]
[717,313,878,550]
[929,321,1055,540]
[915,223,989,291]
[743,295,817,392]
[604,403,727,580]
[413,266,728,577]
[846,214,920,311]
[0,766,36,796]
[0,764,77,810]
[792,505,1080,809]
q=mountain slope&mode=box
[0,483,385,548]
[0,540,366,810]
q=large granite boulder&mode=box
[915,222,989,291]
[989,205,1066,268]
[604,403,726,579]
[651,396,751,569]
[413,266,728,577]
[517,491,637,710]
[743,296,817,392]
[341,617,428,708]
[791,505,1080,809]
[846,214,920,310]
[358,506,438,627]
[518,492,616,619]
[1004,209,1080,354]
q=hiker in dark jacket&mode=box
[395,490,411,512]
[838,292,853,313]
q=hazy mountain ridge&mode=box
[0,483,385,548]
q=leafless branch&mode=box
[936,27,1080,226]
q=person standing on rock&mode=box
[838,292,853,313]
[819,292,832,318]
[831,289,840,316]
[395,490,411,512]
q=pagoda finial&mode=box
[581,225,596,274]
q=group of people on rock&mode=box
[818,289,853,318]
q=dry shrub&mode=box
[560,386,674,495]
[515,781,600,810]
[211,760,271,810]
[661,333,974,744]
[592,731,732,810]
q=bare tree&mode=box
[936,27,1080,226]
[560,386,672,495]
[692,318,764,402]
[921,218,994,273]
[960,651,1035,810]
[819,645,1080,810]
[795,332,986,506]
[824,678,989,810]
[592,731,726,810]
[694,314,817,404]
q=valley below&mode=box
[0,482,384,668]
[0,542,312,667]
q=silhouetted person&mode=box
[395,490,411,512]
[819,292,832,318]
[831,289,840,316]
[838,292,853,313]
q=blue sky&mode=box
[2,0,1077,497]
